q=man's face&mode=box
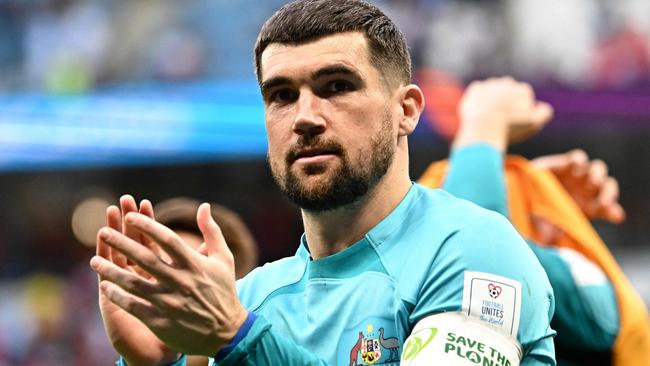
[259,32,398,211]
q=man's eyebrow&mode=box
[260,77,292,96]
[311,65,362,81]
[260,65,364,95]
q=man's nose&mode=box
[292,90,326,136]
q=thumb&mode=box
[196,203,231,259]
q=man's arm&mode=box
[444,144,619,352]
[405,206,557,365]
[93,201,336,366]
[441,78,619,353]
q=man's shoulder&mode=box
[400,184,514,244]
[236,252,307,311]
[414,183,493,222]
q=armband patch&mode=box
[401,312,521,366]
[461,271,521,337]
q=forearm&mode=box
[527,243,619,350]
[444,143,509,218]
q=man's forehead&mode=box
[259,32,373,81]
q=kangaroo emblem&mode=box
[349,331,364,366]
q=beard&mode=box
[269,111,395,212]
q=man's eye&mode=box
[271,89,297,103]
[328,80,353,93]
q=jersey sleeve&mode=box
[116,316,333,366]
[443,143,509,218]
[529,244,618,351]
[409,206,556,365]
[116,355,187,366]
[213,314,330,366]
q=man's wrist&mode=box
[215,311,258,361]
[119,353,185,366]
[453,117,508,152]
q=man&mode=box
[419,77,650,365]
[91,1,556,365]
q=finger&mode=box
[139,199,155,219]
[99,227,176,282]
[598,178,626,224]
[97,207,117,259]
[138,199,157,251]
[608,204,626,224]
[120,195,141,242]
[99,280,160,324]
[137,199,165,275]
[124,213,194,267]
[96,227,113,282]
[106,205,128,267]
[532,149,584,175]
[567,149,589,177]
[90,256,163,297]
[197,203,231,260]
[586,159,608,191]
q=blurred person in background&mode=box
[154,197,259,281]
[0,271,113,366]
[22,0,110,93]
[419,77,650,366]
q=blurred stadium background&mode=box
[0,0,648,364]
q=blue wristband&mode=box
[116,354,186,366]
[215,311,258,361]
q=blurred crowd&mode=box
[0,0,289,92]
[0,267,116,365]
[0,0,649,364]
[0,0,649,93]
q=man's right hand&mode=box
[96,195,179,366]
[454,77,554,151]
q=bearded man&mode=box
[91,1,556,365]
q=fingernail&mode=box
[99,281,111,292]
[99,228,111,240]
[89,256,101,269]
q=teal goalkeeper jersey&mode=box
[214,183,556,365]
[117,183,556,366]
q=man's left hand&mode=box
[90,203,248,357]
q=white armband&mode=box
[401,312,522,366]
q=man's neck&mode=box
[301,167,412,259]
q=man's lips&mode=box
[295,154,337,164]
[289,148,341,164]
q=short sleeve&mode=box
[409,210,556,364]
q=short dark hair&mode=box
[254,0,411,87]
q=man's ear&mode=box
[397,84,425,136]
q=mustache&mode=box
[285,137,345,164]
